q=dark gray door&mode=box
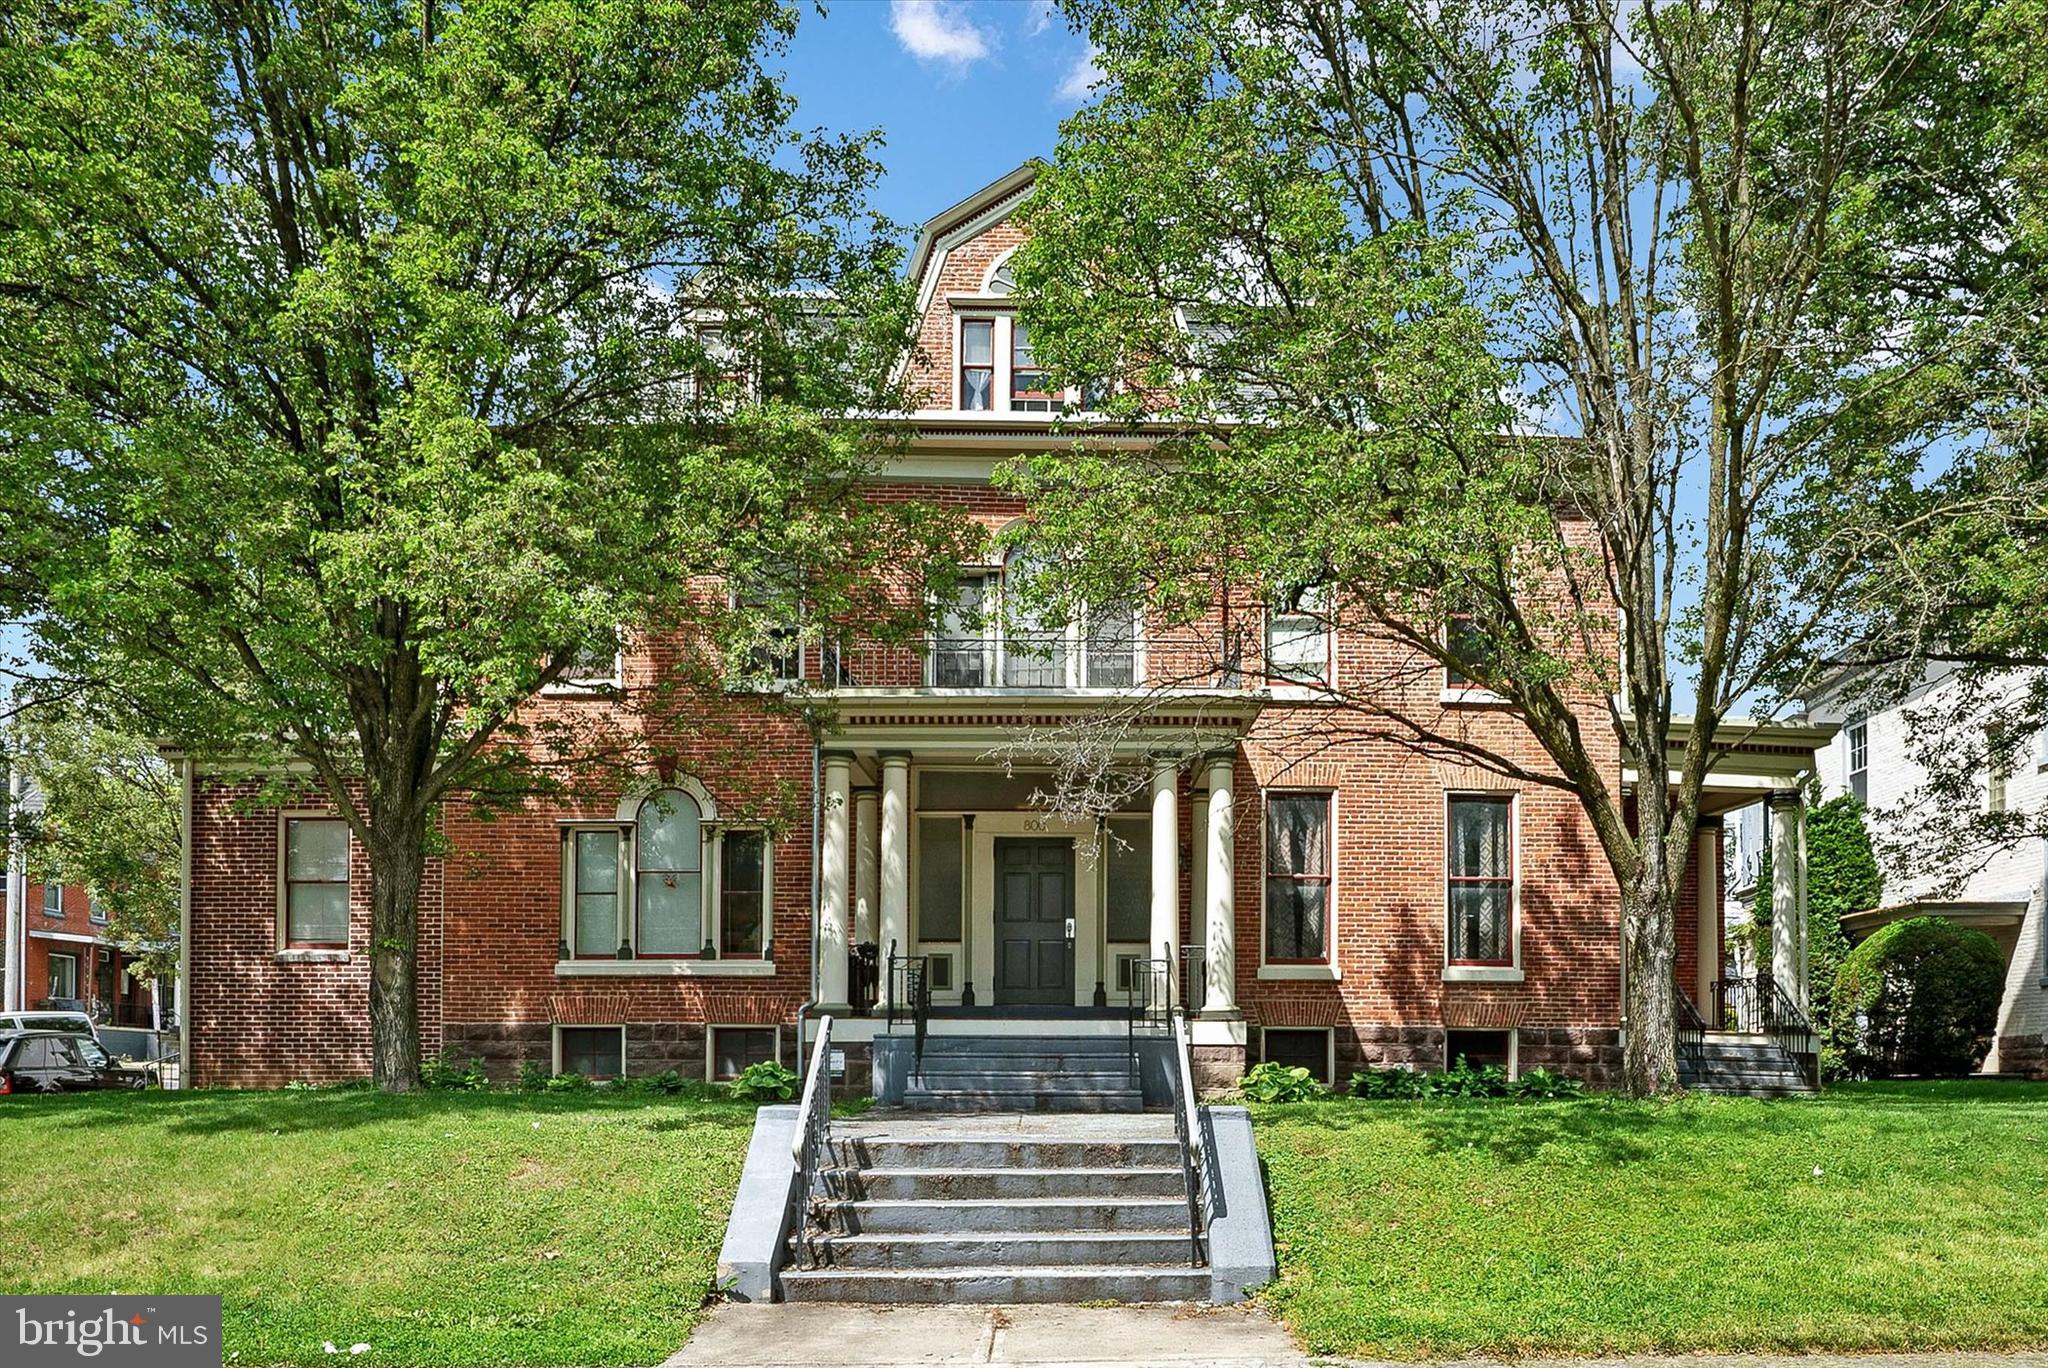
[994,838,1074,1005]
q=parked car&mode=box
[0,1009,100,1041]
[0,1030,148,1094]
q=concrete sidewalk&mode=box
[665,1307,2048,1368]
[663,1303,1308,1366]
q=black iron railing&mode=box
[787,1015,835,1269]
[1166,995,1209,1266]
[885,941,931,1079]
[1123,953,1172,1089]
[1675,988,1709,1056]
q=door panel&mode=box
[993,838,1075,1005]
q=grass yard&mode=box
[1254,1079,2048,1360]
[0,1088,755,1367]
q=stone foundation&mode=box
[1513,1027,1626,1090]
[1997,1033,2048,1079]
[1191,1042,1248,1097]
[441,1022,552,1084]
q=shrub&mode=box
[1350,1062,1586,1100]
[420,1053,488,1091]
[1830,915,2004,1077]
[731,1060,798,1102]
[1239,1061,1326,1102]
[543,1070,593,1092]
[516,1059,548,1093]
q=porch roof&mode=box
[819,688,1263,757]
[1619,714,1838,816]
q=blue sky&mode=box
[781,1,1096,234]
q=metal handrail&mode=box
[1675,988,1708,1056]
[1168,998,1209,1266]
[885,942,931,1079]
[1123,954,1172,1089]
[787,1014,835,1270]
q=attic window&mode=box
[985,257,1017,296]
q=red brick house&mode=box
[179,165,1831,1093]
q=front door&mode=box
[994,838,1074,1005]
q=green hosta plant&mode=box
[1352,1067,1429,1099]
[731,1060,799,1102]
[1240,1061,1326,1103]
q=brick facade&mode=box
[184,168,1719,1093]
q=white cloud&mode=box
[1056,43,1101,101]
[890,0,991,67]
[1025,1,1057,37]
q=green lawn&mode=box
[0,1088,754,1367]
[1254,1079,2048,1360]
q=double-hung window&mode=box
[1847,722,1868,803]
[720,830,768,957]
[960,319,995,410]
[1447,797,1514,965]
[284,817,351,949]
[1266,585,1330,687]
[555,627,622,691]
[1444,615,1497,690]
[932,574,993,687]
[41,880,63,917]
[1010,321,1056,411]
[569,829,624,957]
[47,952,78,1000]
[1264,794,1331,963]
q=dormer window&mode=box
[961,318,995,410]
[1011,322,1055,411]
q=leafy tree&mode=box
[0,0,960,1089]
[4,709,182,987]
[1001,0,2035,1093]
[1829,915,2004,1076]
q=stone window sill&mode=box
[1441,687,1511,706]
[554,960,776,978]
[1442,964,1524,983]
[275,949,351,964]
[1257,963,1340,982]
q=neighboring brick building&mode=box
[181,165,1829,1091]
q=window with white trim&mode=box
[732,581,801,684]
[927,558,1139,690]
[1266,585,1330,687]
[1010,321,1056,411]
[560,789,770,961]
[1264,794,1331,963]
[47,952,78,1000]
[711,1026,778,1080]
[1444,615,1497,690]
[1446,1028,1514,1073]
[1846,722,1868,803]
[1987,722,2013,815]
[558,1026,624,1079]
[88,892,107,925]
[283,818,350,949]
[960,318,995,410]
[1260,1027,1334,1085]
[554,627,622,691]
[40,880,63,917]
[1447,797,1514,965]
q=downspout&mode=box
[178,758,194,1088]
[4,757,22,1013]
[794,707,821,1085]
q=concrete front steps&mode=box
[781,1114,1208,1304]
[899,1035,1145,1113]
[1679,1034,1818,1097]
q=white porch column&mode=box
[1768,791,1809,1013]
[853,788,880,947]
[818,752,852,1010]
[879,754,911,978]
[1150,756,1180,969]
[1696,823,1720,1027]
[1204,752,1239,1015]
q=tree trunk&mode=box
[1620,858,1681,1097]
[364,809,427,1093]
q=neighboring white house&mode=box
[1805,665,2048,1077]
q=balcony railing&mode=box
[752,634,1143,692]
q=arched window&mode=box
[636,789,703,955]
[984,252,1018,296]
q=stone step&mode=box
[917,1035,1133,1054]
[798,1229,1201,1271]
[780,1264,1212,1305]
[820,1197,1190,1234]
[1683,1081,1818,1099]
[829,1165,1190,1201]
[909,1066,1139,1088]
[903,1088,1146,1113]
[829,1137,1181,1170]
